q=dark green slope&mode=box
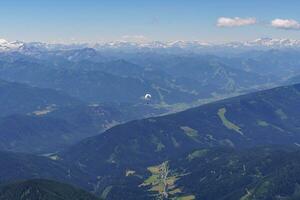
[2,148,300,200]
[172,147,300,200]
[61,84,300,173]
[0,79,81,117]
[0,179,100,200]
[104,147,300,200]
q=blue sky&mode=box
[1,0,300,43]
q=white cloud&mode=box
[121,35,148,43]
[271,19,300,30]
[217,17,256,27]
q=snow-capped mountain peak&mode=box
[0,39,8,44]
[245,38,300,47]
[0,37,300,53]
[0,38,24,51]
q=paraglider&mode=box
[144,93,152,104]
[144,93,152,100]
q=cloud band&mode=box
[271,19,300,30]
[217,17,257,27]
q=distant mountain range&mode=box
[0,51,268,105]
[2,46,296,106]
[1,38,300,108]
[2,38,300,53]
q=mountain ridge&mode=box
[2,38,300,53]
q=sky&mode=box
[1,0,300,43]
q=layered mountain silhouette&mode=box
[1,44,300,199]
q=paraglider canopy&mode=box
[144,93,152,100]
